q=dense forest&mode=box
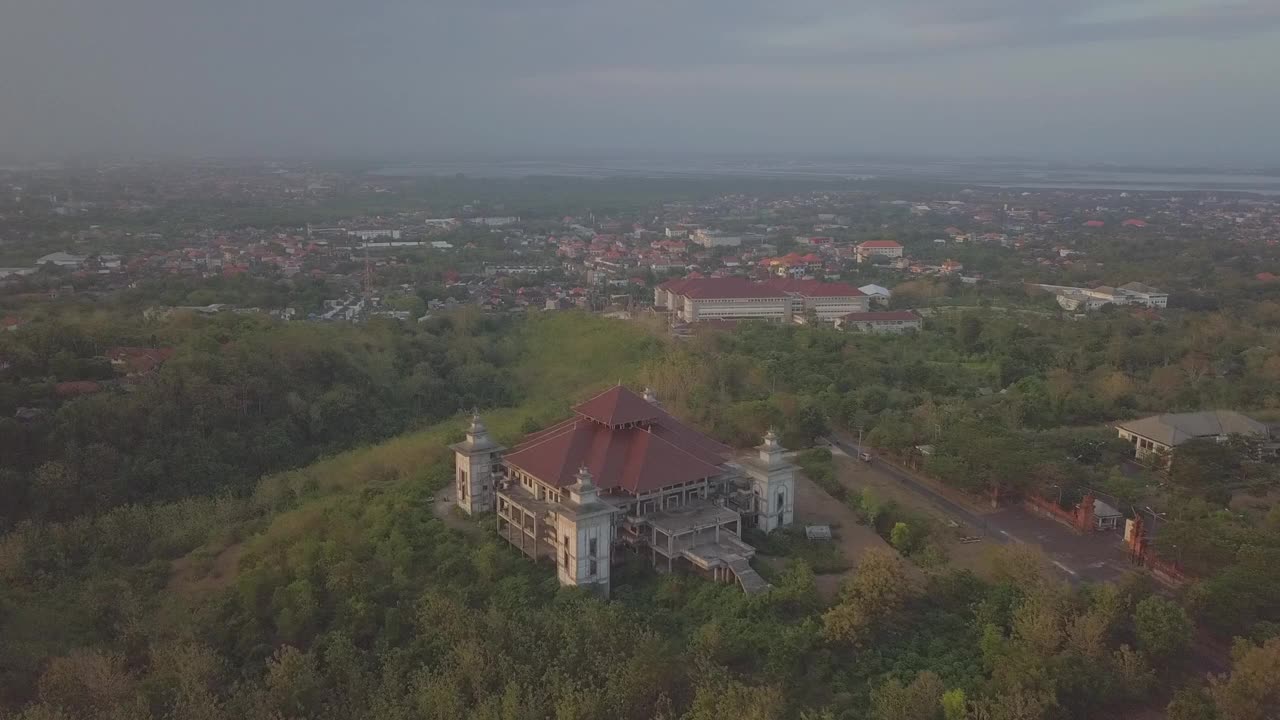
[642,308,1280,642]
[2,308,1279,719]
[0,306,524,526]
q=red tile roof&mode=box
[660,276,864,299]
[857,240,903,248]
[573,384,662,427]
[658,277,787,299]
[766,278,865,297]
[504,385,731,494]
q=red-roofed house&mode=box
[855,240,905,264]
[106,347,176,376]
[453,386,795,596]
[1084,220,1106,228]
[1122,218,1148,228]
[1,316,25,332]
[55,381,102,398]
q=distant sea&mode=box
[373,156,1280,195]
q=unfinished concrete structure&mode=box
[455,385,795,596]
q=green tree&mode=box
[1133,596,1193,665]
[1167,687,1216,720]
[1210,637,1280,720]
[822,548,911,643]
[870,671,945,720]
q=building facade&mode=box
[655,277,869,324]
[855,241,904,264]
[1115,410,1271,464]
[454,385,796,596]
[836,310,922,333]
[691,229,743,248]
[1034,282,1169,312]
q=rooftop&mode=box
[648,500,742,536]
[504,385,731,494]
[1117,410,1269,447]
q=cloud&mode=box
[0,0,1278,159]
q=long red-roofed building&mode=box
[452,385,796,596]
[655,276,869,323]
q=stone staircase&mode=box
[725,555,771,595]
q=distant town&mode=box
[2,162,1276,335]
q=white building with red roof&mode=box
[855,240,905,264]
[454,385,794,596]
[655,277,869,324]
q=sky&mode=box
[2,0,1279,163]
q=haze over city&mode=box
[3,0,1280,163]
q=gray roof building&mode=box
[1116,410,1268,448]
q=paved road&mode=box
[827,436,1007,543]
[824,436,1133,584]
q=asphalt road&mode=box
[827,436,1007,543]
[824,436,1133,583]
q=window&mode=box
[588,558,598,576]
[588,538,598,557]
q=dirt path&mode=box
[791,473,896,599]
[432,492,487,537]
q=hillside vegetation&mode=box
[1,312,1277,720]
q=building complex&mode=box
[452,385,796,596]
[1034,282,1169,312]
[654,277,870,324]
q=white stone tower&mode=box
[554,466,619,597]
[449,412,505,515]
[745,429,796,533]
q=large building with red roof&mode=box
[655,276,869,324]
[452,385,795,596]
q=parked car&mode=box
[858,451,873,462]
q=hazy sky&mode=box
[3,0,1279,162]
